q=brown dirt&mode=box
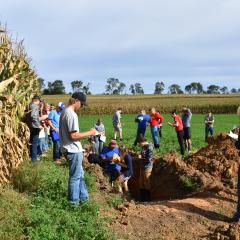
[129,134,239,201]
[109,191,236,240]
[85,134,240,239]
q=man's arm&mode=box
[69,128,97,141]
[168,120,178,127]
[48,120,58,132]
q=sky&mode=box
[1,0,240,93]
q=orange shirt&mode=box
[174,115,183,132]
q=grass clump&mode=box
[179,176,200,191]
[0,187,30,240]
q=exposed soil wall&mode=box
[129,134,240,201]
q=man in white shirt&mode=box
[59,92,96,206]
[112,108,123,141]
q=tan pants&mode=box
[139,168,152,190]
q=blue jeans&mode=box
[44,130,49,151]
[53,140,61,160]
[39,137,47,153]
[30,128,40,162]
[65,152,89,205]
[94,136,104,155]
[151,126,160,147]
[205,126,214,142]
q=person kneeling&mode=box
[138,137,154,202]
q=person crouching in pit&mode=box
[138,136,154,202]
[117,148,133,194]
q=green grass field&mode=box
[79,114,239,155]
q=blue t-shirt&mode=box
[48,110,61,128]
[136,114,151,129]
[100,147,121,172]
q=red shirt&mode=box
[149,112,164,126]
[174,115,183,132]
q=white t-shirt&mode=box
[59,107,83,153]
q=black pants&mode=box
[177,130,185,156]
[158,126,162,138]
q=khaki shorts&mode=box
[113,125,122,132]
[139,168,152,190]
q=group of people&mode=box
[27,95,65,164]
[27,91,216,206]
[113,107,215,159]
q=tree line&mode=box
[38,78,240,95]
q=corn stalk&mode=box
[0,26,39,183]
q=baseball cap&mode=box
[32,95,41,100]
[71,92,87,106]
[58,102,65,110]
[109,139,118,147]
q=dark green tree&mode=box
[154,81,165,94]
[71,80,83,92]
[207,85,220,94]
[169,84,183,94]
[129,84,135,95]
[135,83,144,94]
[220,86,228,94]
[43,80,65,94]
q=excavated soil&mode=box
[86,133,240,240]
[129,134,239,201]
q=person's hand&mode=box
[89,128,97,136]
[39,125,43,129]
[138,154,142,158]
[54,128,59,133]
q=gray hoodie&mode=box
[181,109,192,128]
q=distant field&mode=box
[44,94,240,114]
[79,114,239,155]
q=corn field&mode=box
[0,26,39,183]
[44,94,240,116]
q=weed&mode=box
[179,176,199,191]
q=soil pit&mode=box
[128,133,240,201]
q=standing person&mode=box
[168,109,185,159]
[42,102,51,152]
[38,101,47,156]
[204,112,215,142]
[27,96,48,162]
[181,107,193,152]
[138,137,154,202]
[48,102,65,164]
[149,108,164,148]
[94,119,105,155]
[134,110,151,146]
[118,148,133,193]
[59,92,97,206]
[112,108,123,141]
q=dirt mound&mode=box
[209,223,240,240]
[129,134,240,200]
[186,134,239,187]
[83,158,111,191]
